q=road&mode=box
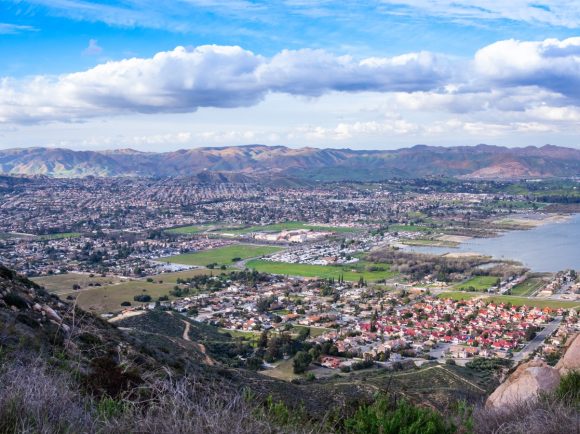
[512,316,562,363]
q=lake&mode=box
[405,214,580,272]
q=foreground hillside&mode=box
[0,265,578,433]
[1,144,579,180]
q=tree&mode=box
[293,351,312,374]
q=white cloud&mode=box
[0,23,38,34]
[379,1,580,28]
[474,37,580,100]
[0,45,451,124]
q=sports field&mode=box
[217,221,358,235]
[453,276,499,291]
[510,276,547,296]
[160,244,283,266]
[246,259,395,282]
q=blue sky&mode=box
[1,1,580,150]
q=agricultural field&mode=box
[509,275,548,296]
[159,244,283,267]
[32,272,124,295]
[453,275,499,291]
[217,221,358,235]
[246,259,396,282]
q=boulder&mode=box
[486,360,561,409]
[42,305,62,323]
[555,333,580,375]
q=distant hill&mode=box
[1,144,579,180]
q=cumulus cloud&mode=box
[0,45,451,123]
[4,37,580,127]
[474,37,580,100]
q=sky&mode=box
[1,1,580,151]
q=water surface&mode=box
[406,214,580,272]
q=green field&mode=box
[438,292,580,309]
[160,244,283,267]
[453,276,499,291]
[38,232,82,240]
[388,224,431,232]
[437,291,485,301]
[165,225,211,235]
[246,259,396,282]
[510,276,547,296]
[486,296,580,309]
[217,221,358,235]
[155,268,229,283]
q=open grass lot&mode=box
[72,280,176,314]
[437,291,485,301]
[510,275,548,296]
[388,224,431,232]
[32,273,124,294]
[37,232,82,240]
[154,268,228,283]
[164,225,210,234]
[438,291,580,309]
[486,296,580,309]
[260,356,300,381]
[453,275,499,291]
[40,269,229,315]
[246,259,396,282]
[291,325,332,338]
[217,221,358,235]
[159,244,283,266]
[402,239,458,247]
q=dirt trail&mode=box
[179,318,215,366]
[182,319,191,341]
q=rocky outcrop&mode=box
[487,333,580,409]
[486,360,561,409]
[555,333,580,375]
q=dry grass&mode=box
[0,356,320,434]
[473,395,579,434]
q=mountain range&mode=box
[0,144,579,180]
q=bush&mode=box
[556,370,580,404]
[293,351,312,374]
[344,396,455,434]
[133,294,152,303]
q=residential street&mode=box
[512,316,562,363]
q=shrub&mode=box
[344,396,455,434]
[556,370,580,404]
[133,294,152,303]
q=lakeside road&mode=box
[512,316,562,363]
